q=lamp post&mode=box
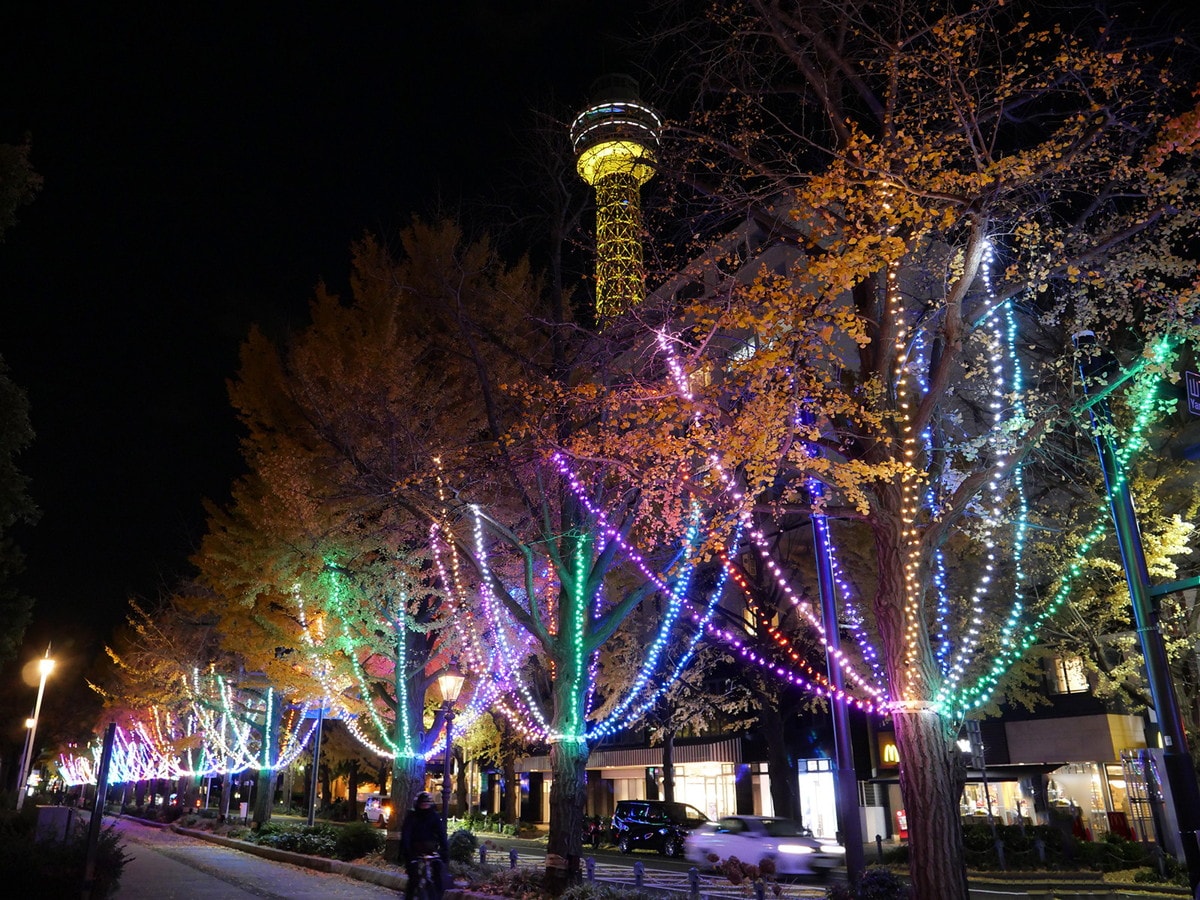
[16,645,55,810]
[437,660,465,819]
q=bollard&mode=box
[509,847,519,869]
[479,846,487,866]
[753,878,766,900]
[585,857,595,882]
[688,866,700,900]
[994,838,1006,871]
[876,833,884,862]
[1034,837,1045,864]
[634,860,645,889]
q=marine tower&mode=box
[570,75,662,322]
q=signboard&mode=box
[1187,371,1200,416]
[876,735,899,768]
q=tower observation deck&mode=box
[570,75,662,322]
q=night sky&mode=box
[1,2,643,691]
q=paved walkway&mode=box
[111,818,401,899]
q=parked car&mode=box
[611,800,710,857]
[361,794,393,827]
[685,815,844,877]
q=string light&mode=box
[950,334,1174,714]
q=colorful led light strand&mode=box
[947,334,1174,714]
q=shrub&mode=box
[1076,831,1156,872]
[245,822,340,857]
[160,805,186,823]
[474,865,548,898]
[0,809,130,899]
[856,867,911,900]
[449,827,479,863]
[559,883,656,900]
[335,821,385,860]
[826,867,910,900]
[1130,853,1187,887]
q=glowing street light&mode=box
[437,660,465,819]
[16,646,55,811]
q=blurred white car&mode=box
[685,815,844,877]
[361,794,393,826]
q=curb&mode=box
[171,824,407,891]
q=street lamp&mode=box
[437,660,465,819]
[16,646,55,811]
[1074,332,1200,890]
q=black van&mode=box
[610,800,710,857]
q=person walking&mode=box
[399,791,448,900]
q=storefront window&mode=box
[1048,763,1109,839]
[960,780,1031,826]
[673,763,736,820]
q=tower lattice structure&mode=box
[571,75,662,322]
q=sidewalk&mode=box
[111,817,401,899]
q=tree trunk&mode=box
[251,692,282,826]
[280,764,294,811]
[503,752,518,825]
[252,768,278,825]
[219,770,232,819]
[662,729,677,804]
[320,763,332,813]
[387,627,429,825]
[759,702,800,820]
[347,761,361,821]
[391,752,427,813]
[180,774,200,811]
[895,708,970,899]
[871,510,970,900]
[386,752,427,863]
[454,747,469,816]
[546,738,589,892]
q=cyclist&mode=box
[400,791,448,900]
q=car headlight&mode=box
[819,843,845,855]
[778,844,815,855]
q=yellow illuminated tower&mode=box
[571,75,662,322]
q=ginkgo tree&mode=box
[568,1,1200,895]
[90,589,318,822]
[192,211,747,880]
[191,223,519,815]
